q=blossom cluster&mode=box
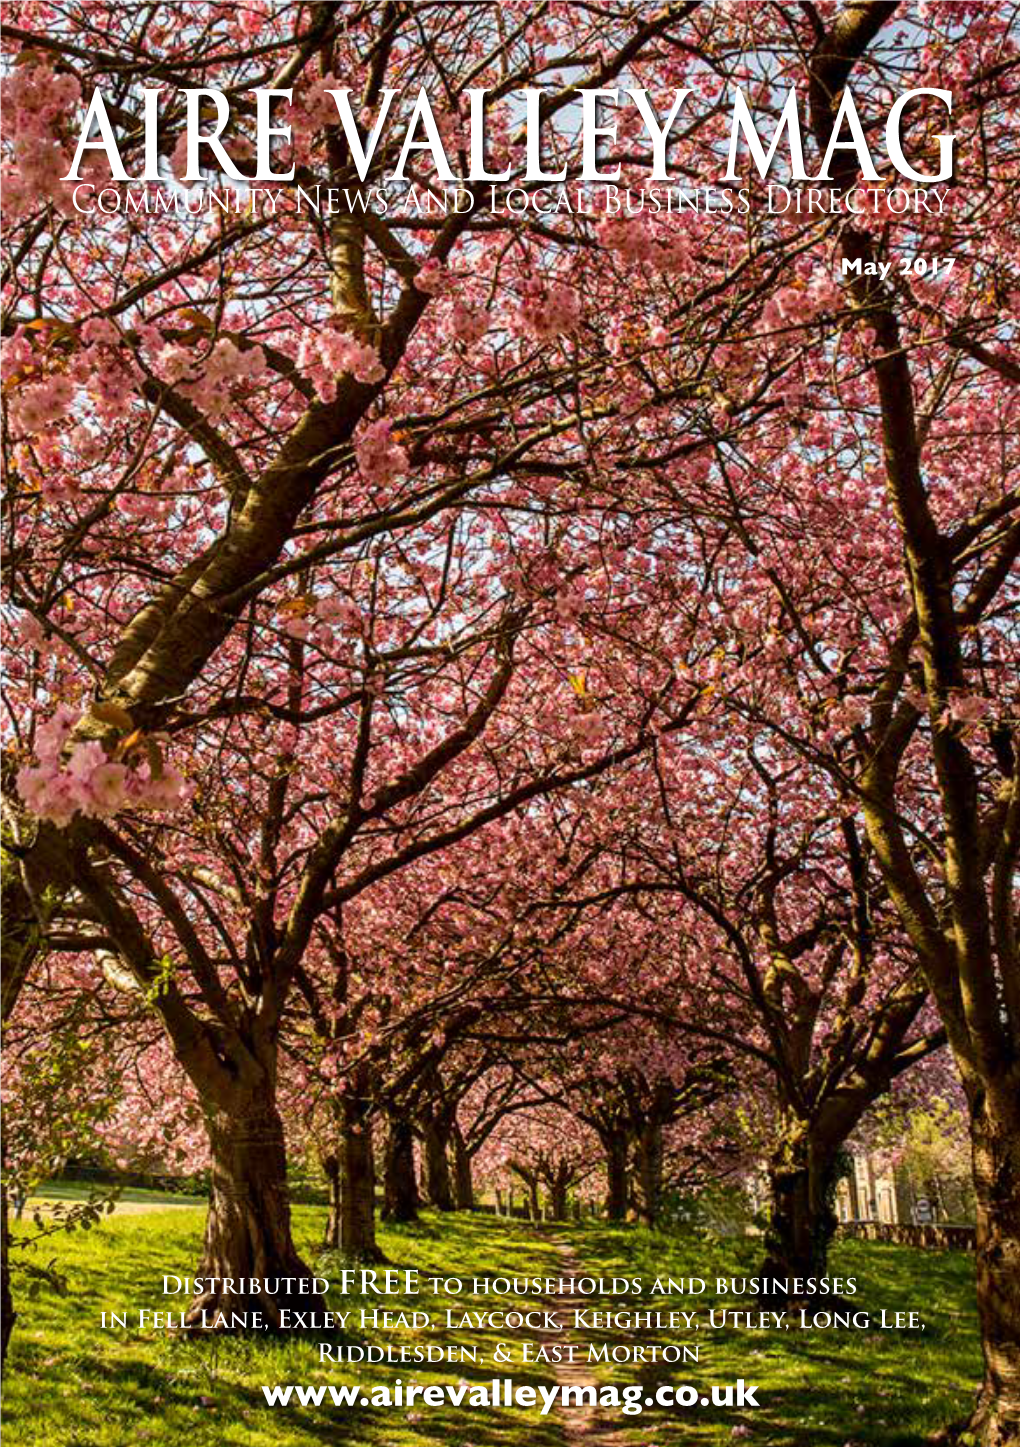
[447,300,489,346]
[355,418,409,484]
[7,371,76,435]
[511,280,581,341]
[278,591,364,645]
[761,273,843,331]
[0,57,81,219]
[296,327,385,400]
[5,319,142,438]
[173,337,268,420]
[16,704,192,828]
[597,215,694,277]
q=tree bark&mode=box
[965,1076,1020,1446]
[604,1132,630,1222]
[186,1084,316,1329]
[338,1092,381,1259]
[322,1151,342,1249]
[636,1119,664,1227]
[549,1164,570,1222]
[421,1116,454,1211]
[453,1128,475,1212]
[1,1185,15,1364]
[760,1127,839,1296]
[381,1116,419,1224]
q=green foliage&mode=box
[883,1101,975,1223]
[144,953,175,1005]
[669,1181,755,1237]
[4,1012,128,1300]
[4,1008,123,1197]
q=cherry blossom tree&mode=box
[2,5,1017,1439]
[2,0,710,1325]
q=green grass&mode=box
[3,1205,981,1446]
[25,1180,206,1208]
[5,1206,566,1447]
[557,1220,982,1445]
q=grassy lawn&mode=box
[3,1205,981,1446]
[5,1206,566,1447]
[23,1181,207,1211]
[561,1220,982,1446]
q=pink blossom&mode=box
[414,259,446,295]
[9,374,76,435]
[85,762,131,816]
[512,280,581,342]
[449,301,488,345]
[297,328,385,399]
[136,764,192,810]
[81,318,121,346]
[945,693,991,726]
[16,765,80,827]
[356,419,408,485]
[314,595,362,629]
[0,330,34,383]
[0,57,81,218]
[67,740,108,781]
[35,705,80,760]
[177,338,267,420]
[16,710,190,827]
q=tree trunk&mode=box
[320,1085,381,1259]
[760,1127,839,1296]
[381,1117,419,1224]
[604,1132,629,1221]
[511,1164,542,1220]
[636,1119,664,1227]
[187,1084,315,1329]
[549,1164,569,1222]
[339,1092,381,1259]
[0,833,65,1362]
[322,1152,342,1248]
[421,1117,454,1211]
[929,1175,947,1223]
[1,1185,15,1363]
[453,1128,475,1211]
[963,1077,1020,1446]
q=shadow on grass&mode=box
[5,1206,981,1447]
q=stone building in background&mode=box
[835,1150,974,1227]
[836,1152,913,1225]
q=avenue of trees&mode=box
[1,3,1017,1443]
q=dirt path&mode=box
[541,1237,634,1446]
